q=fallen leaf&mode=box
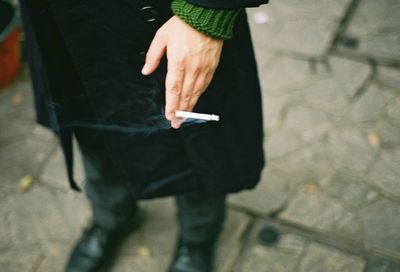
[137,245,151,258]
[12,92,23,105]
[367,132,381,148]
[19,175,33,192]
[305,183,319,194]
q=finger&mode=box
[187,73,211,112]
[165,62,184,121]
[171,117,185,129]
[141,32,166,75]
[178,69,199,111]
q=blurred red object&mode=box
[0,0,20,91]
[0,27,20,91]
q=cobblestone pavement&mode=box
[1,0,399,271]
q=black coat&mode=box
[20,0,266,199]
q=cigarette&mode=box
[175,111,220,121]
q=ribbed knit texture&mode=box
[171,0,241,40]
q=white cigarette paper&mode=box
[175,111,220,122]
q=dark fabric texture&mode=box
[188,0,269,9]
[176,193,226,244]
[0,1,15,36]
[77,127,226,243]
[19,0,265,199]
[75,128,137,229]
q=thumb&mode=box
[141,32,166,75]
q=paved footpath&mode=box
[1,0,399,271]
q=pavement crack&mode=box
[269,199,289,219]
[272,217,400,263]
[329,0,362,53]
[290,242,310,272]
[29,254,45,272]
[226,216,256,272]
[350,60,376,103]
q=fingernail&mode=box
[172,118,183,129]
[172,122,180,129]
[141,63,149,75]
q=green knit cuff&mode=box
[171,0,241,40]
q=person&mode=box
[19,0,268,271]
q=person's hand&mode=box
[141,15,223,129]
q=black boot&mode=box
[65,207,145,272]
[168,236,218,272]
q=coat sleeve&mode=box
[171,0,241,40]
[186,0,269,9]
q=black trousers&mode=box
[75,128,227,244]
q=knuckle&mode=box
[182,94,191,102]
[210,61,218,69]
[192,66,202,75]
[166,77,181,92]
[205,73,213,84]
[168,87,181,95]
[174,56,186,67]
[188,100,197,110]
[192,90,202,97]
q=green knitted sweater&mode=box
[171,0,241,40]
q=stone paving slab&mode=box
[32,197,250,272]
[387,98,400,124]
[34,242,72,272]
[234,219,366,272]
[376,66,400,91]
[258,55,372,136]
[279,184,364,243]
[374,120,400,147]
[259,56,311,98]
[325,128,378,175]
[266,128,306,160]
[120,199,251,272]
[301,57,371,114]
[236,234,306,272]
[324,171,379,209]
[268,141,336,185]
[365,257,400,272]
[0,127,56,189]
[0,246,42,272]
[350,83,395,123]
[359,199,400,258]
[367,148,400,199]
[298,243,365,272]
[247,0,352,56]
[234,220,306,272]
[229,167,298,216]
[0,186,90,249]
[337,0,400,61]
[283,105,333,143]
[0,85,36,146]
[0,186,90,272]
[0,68,57,190]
